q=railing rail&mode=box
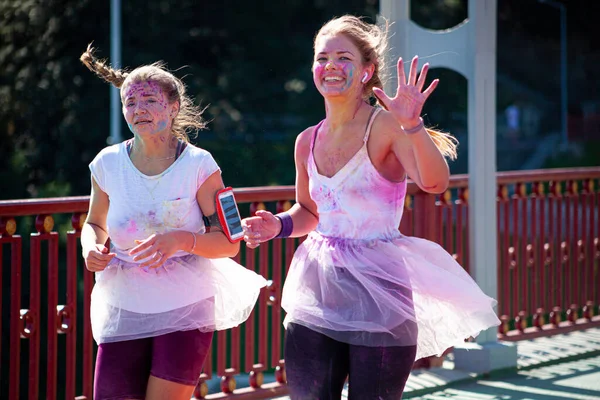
[1,167,599,399]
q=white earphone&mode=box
[361,72,369,83]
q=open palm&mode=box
[372,56,438,128]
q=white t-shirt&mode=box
[89,141,220,263]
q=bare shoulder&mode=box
[372,109,402,135]
[371,108,409,145]
[294,125,317,163]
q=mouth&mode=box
[134,120,152,126]
[323,76,345,84]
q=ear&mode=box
[170,101,180,119]
[361,65,376,84]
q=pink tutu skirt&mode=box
[91,254,267,344]
[281,232,500,360]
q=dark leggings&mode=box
[284,323,417,400]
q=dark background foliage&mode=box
[0,0,598,201]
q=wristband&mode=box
[274,212,293,239]
[402,118,424,135]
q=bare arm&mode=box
[373,56,450,194]
[386,113,450,193]
[286,127,320,237]
[130,170,240,265]
[81,177,116,271]
[190,170,240,258]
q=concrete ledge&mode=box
[453,341,519,374]
[402,367,478,398]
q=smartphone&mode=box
[216,187,244,243]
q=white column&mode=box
[110,0,122,145]
[379,0,518,373]
[467,0,499,344]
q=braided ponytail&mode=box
[80,44,128,88]
[80,44,207,142]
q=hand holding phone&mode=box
[215,187,244,243]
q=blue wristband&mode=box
[274,212,293,239]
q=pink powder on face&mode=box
[313,60,356,95]
[123,81,166,105]
[122,81,174,136]
[313,63,326,78]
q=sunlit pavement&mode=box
[270,328,600,399]
[404,327,600,399]
[411,355,600,399]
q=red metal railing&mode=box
[1,167,599,399]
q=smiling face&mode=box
[121,80,178,137]
[313,34,369,99]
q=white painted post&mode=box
[110,0,122,145]
[379,0,518,373]
[467,0,498,345]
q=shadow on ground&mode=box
[414,355,600,399]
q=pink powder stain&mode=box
[122,82,167,107]
[126,219,138,234]
[313,63,326,77]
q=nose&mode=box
[325,60,336,70]
[133,103,147,115]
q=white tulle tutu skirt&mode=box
[91,254,267,344]
[281,232,500,360]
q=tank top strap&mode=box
[310,120,325,153]
[363,107,382,143]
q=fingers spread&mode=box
[416,63,429,92]
[408,56,419,86]
[397,57,406,86]
[372,88,390,111]
[422,79,439,99]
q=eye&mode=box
[316,57,327,62]
[339,57,350,61]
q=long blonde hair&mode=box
[80,44,206,142]
[315,16,458,159]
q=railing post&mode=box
[412,192,437,241]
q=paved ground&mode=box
[411,355,600,399]
[403,327,600,398]
[270,327,600,400]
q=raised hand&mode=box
[372,55,438,129]
[242,210,282,249]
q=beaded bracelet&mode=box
[274,212,293,239]
[189,232,197,253]
[402,117,424,135]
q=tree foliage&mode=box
[0,0,382,200]
[1,0,597,200]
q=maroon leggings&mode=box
[284,323,417,400]
[94,330,213,400]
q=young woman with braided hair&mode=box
[79,45,266,400]
[242,16,499,399]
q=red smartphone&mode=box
[215,187,244,243]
